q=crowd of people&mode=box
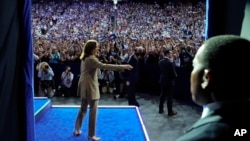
[32,0,206,97]
[32,0,205,66]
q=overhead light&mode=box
[113,0,118,5]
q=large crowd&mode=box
[32,0,206,66]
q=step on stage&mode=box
[34,97,150,141]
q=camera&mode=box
[42,64,50,73]
[44,65,49,69]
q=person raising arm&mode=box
[73,39,132,141]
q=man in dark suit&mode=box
[176,35,250,141]
[124,47,140,107]
[158,49,177,116]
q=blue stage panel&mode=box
[34,97,51,122]
[35,106,149,141]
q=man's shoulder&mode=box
[177,119,231,140]
[159,58,170,63]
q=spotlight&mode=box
[113,0,118,5]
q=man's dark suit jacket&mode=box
[158,57,177,86]
[123,54,139,106]
[176,100,250,141]
[124,54,138,83]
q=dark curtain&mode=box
[0,0,34,140]
[205,0,247,38]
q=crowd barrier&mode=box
[34,62,192,99]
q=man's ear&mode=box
[201,69,212,89]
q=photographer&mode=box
[37,62,55,98]
[60,66,74,97]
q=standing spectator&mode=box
[158,49,177,116]
[60,66,74,97]
[124,47,140,107]
[99,69,115,94]
[73,40,133,141]
[33,53,40,62]
[49,47,60,63]
[179,46,193,69]
[176,35,250,141]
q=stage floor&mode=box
[34,98,149,141]
[34,94,202,141]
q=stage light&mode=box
[113,0,118,5]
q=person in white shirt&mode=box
[60,66,74,97]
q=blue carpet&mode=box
[35,106,149,141]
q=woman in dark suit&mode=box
[73,40,132,141]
